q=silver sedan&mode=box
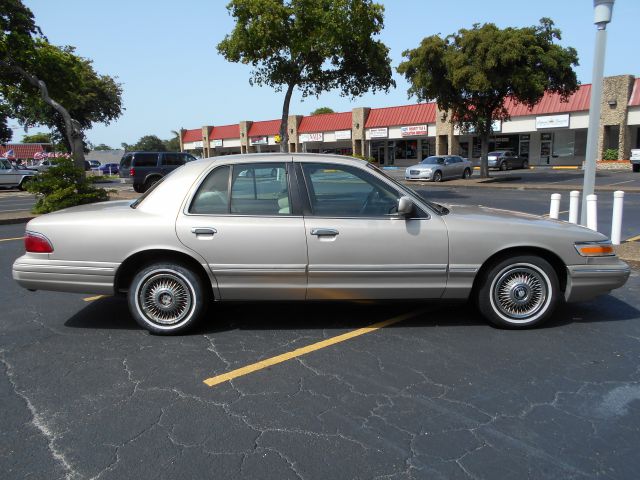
[13,154,630,334]
[405,155,473,182]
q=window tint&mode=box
[230,163,290,215]
[302,163,400,217]
[120,154,132,169]
[183,154,197,163]
[133,153,158,167]
[190,166,230,214]
[162,153,183,166]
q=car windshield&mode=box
[366,163,449,215]
[421,156,443,165]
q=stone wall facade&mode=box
[598,74,635,160]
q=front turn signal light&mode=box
[574,241,614,257]
[25,231,54,253]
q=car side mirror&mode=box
[397,196,414,217]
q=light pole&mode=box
[581,0,615,225]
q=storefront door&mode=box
[540,133,553,165]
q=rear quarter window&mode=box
[132,153,158,167]
[120,154,132,169]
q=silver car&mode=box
[0,158,36,190]
[13,154,630,334]
[405,155,473,181]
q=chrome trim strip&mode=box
[309,264,447,273]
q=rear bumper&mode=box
[565,260,631,303]
[12,255,118,295]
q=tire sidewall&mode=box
[463,168,471,179]
[128,263,207,334]
[478,255,559,329]
[434,171,442,182]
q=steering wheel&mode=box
[359,189,379,215]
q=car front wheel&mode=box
[477,255,559,329]
[462,168,471,179]
[499,162,507,171]
[433,170,443,182]
[128,263,208,334]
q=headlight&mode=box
[574,241,614,257]
[422,169,432,173]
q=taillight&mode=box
[25,232,54,253]
[129,167,135,177]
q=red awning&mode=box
[299,111,352,133]
[0,143,47,159]
[365,103,436,128]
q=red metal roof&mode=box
[182,129,201,143]
[211,124,240,140]
[0,143,47,159]
[248,119,281,137]
[506,84,591,117]
[629,79,640,106]
[365,103,436,128]
[299,111,352,133]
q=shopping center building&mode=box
[180,74,640,168]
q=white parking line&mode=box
[608,180,635,186]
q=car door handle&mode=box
[310,228,339,236]
[191,227,217,235]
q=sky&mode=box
[11,0,639,148]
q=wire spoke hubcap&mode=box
[492,265,549,321]
[138,272,193,325]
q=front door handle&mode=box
[310,228,339,236]
[191,227,217,235]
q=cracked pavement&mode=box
[1,222,640,479]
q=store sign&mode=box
[300,132,323,142]
[536,114,569,129]
[274,134,282,144]
[369,127,388,138]
[212,139,223,147]
[250,136,268,145]
[401,125,428,137]
[190,141,203,148]
[334,130,351,140]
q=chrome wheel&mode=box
[489,263,551,323]
[137,271,194,325]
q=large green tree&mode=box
[21,131,50,143]
[123,134,167,152]
[398,18,579,178]
[0,0,123,169]
[217,0,395,151]
[311,107,334,115]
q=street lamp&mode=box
[581,0,615,225]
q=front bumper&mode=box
[405,170,433,180]
[12,254,118,295]
[564,260,631,303]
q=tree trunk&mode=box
[479,133,490,179]
[279,82,296,153]
[3,62,86,171]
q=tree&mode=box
[93,143,114,151]
[164,130,180,151]
[125,135,167,152]
[21,132,50,143]
[218,0,395,152]
[397,18,578,178]
[0,0,123,169]
[311,107,334,115]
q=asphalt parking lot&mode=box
[1,221,640,479]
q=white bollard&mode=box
[549,193,561,219]
[569,190,580,224]
[611,190,624,245]
[586,194,598,231]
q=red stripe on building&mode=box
[0,144,47,159]
[629,78,640,106]
[365,103,437,128]
[182,129,201,143]
[211,124,240,139]
[506,84,591,117]
[248,119,281,137]
[299,111,352,133]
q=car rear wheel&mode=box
[477,255,559,329]
[133,184,144,193]
[462,168,471,179]
[143,176,161,192]
[128,262,208,335]
[522,160,529,169]
[433,170,443,182]
[499,162,508,171]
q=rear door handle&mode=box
[310,228,339,236]
[191,227,217,235]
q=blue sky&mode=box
[14,0,638,147]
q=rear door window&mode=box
[230,163,290,215]
[162,153,183,166]
[133,153,158,167]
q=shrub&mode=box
[351,153,377,163]
[603,148,619,161]
[26,158,110,214]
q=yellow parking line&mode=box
[83,295,106,302]
[626,234,640,243]
[203,309,424,387]
[0,236,24,242]
[552,166,580,170]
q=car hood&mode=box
[406,164,434,170]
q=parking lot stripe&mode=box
[608,179,635,186]
[83,295,106,302]
[627,234,640,243]
[0,236,24,243]
[203,309,424,387]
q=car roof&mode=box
[194,153,368,168]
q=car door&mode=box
[299,162,449,300]
[175,161,308,301]
[0,159,20,186]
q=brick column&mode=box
[287,115,303,153]
[201,126,212,157]
[239,121,253,154]
[435,106,454,155]
[598,75,635,160]
[179,128,185,152]
[351,107,370,156]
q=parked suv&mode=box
[119,152,197,192]
[487,150,528,170]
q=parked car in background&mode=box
[488,150,528,170]
[119,152,198,192]
[631,149,640,173]
[13,154,629,334]
[405,155,472,182]
[88,160,101,169]
[98,163,119,175]
[33,158,58,172]
[0,157,36,190]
